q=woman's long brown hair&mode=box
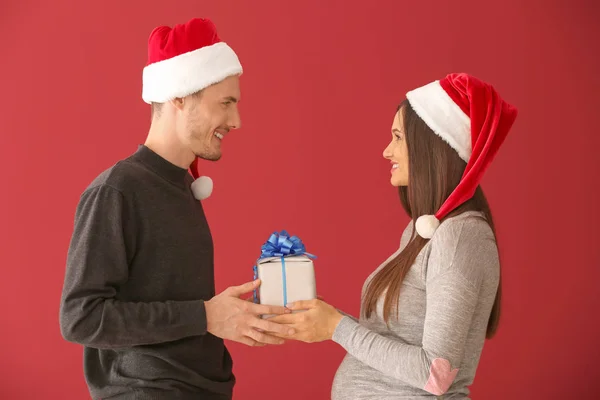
[361,100,502,339]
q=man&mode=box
[59,17,293,400]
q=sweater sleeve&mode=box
[336,309,358,322]
[59,184,207,349]
[332,221,493,396]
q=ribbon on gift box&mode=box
[253,230,316,305]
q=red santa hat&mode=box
[405,73,518,239]
[142,18,243,200]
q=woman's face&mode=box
[383,109,409,187]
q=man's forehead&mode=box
[207,76,241,99]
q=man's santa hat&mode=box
[405,73,518,239]
[142,18,243,200]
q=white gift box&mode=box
[255,255,316,317]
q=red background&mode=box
[1,0,599,399]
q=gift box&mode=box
[253,231,317,317]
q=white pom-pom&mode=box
[415,215,440,239]
[191,176,213,200]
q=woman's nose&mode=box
[383,142,393,159]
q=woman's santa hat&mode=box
[142,18,243,200]
[405,73,518,239]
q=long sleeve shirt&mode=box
[59,145,234,400]
[331,211,499,399]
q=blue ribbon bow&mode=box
[253,230,316,305]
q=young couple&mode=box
[59,17,517,400]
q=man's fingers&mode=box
[237,336,264,347]
[227,279,260,297]
[245,329,285,345]
[246,302,290,316]
[266,313,302,325]
[252,317,296,335]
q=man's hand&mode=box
[205,279,295,346]
[268,299,343,343]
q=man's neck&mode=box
[145,122,194,170]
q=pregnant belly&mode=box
[332,355,388,399]
[331,355,448,400]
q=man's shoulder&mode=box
[84,154,148,196]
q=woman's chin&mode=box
[390,177,408,187]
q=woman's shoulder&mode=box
[403,211,494,247]
[425,211,499,284]
[435,211,495,244]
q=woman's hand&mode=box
[268,299,343,343]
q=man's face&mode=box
[176,75,241,161]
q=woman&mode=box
[270,73,518,398]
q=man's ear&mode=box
[169,97,185,111]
